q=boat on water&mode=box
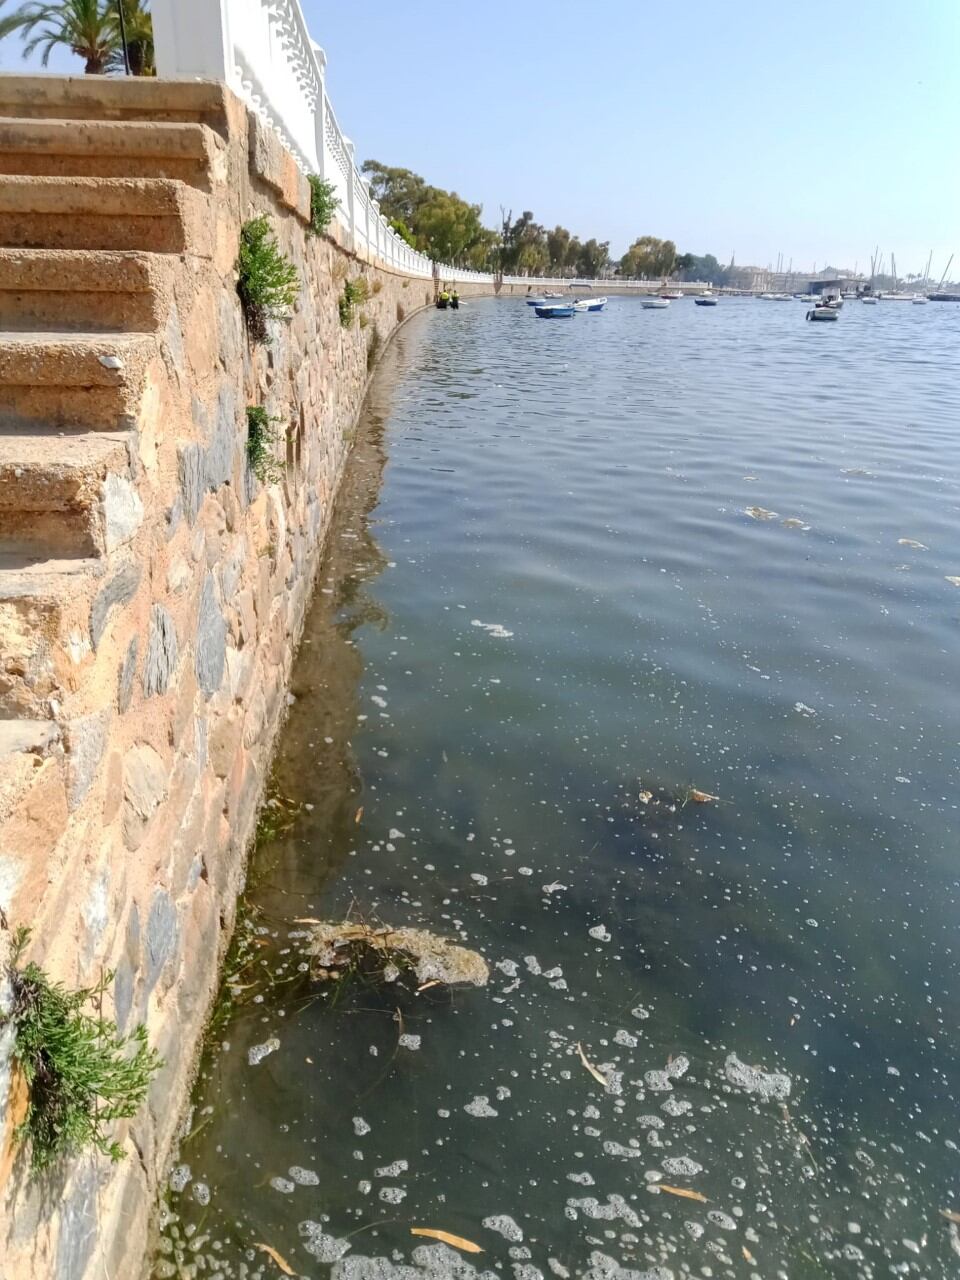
[806,305,839,322]
[660,291,683,300]
[573,297,607,312]
[927,292,960,302]
[543,291,564,298]
[759,292,792,301]
[694,297,718,306]
[641,298,670,309]
[877,292,923,302]
[861,296,878,305]
[526,297,546,306]
[534,304,575,318]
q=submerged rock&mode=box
[308,921,489,987]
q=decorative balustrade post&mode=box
[343,137,357,252]
[153,0,231,78]
[313,50,328,182]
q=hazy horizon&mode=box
[1,0,956,273]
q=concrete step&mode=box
[0,76,231,136]
[0,117,227,187]
[0,175,206,253]
[0,248,163,332]
[0,330,158,429]
[0,427,133,560]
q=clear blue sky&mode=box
[3,0,957,273]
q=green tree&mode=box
[389,217,417,248]
[361,161,432,227]
[547,225,572,275]
[621,236,677,279]
[415,190,485,264]
[576,238,610,278]
[0,0,118,72]
[109,0,153,75]
[501,210,549,275]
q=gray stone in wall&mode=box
[64,708,112,811]
[89,561,141,650]
[118,635,138,713]
[144,888,178,995]
[143,604,179,698]
[204,383,236,491]
[195,573,227,697]
[101,472,144,552]
[54,1163,99,1280]
[114,903,141,1032]
[178,442,205,525]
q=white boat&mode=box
[642,298,670,309]
[573,296,607,312]
[806,305,839,322]
[861,296,878,304]
[759,292,792,301]
[878,292,923,302]
[912,297,929,305]
[660,290,683,300]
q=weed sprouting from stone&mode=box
[236,216,299,343]
[339,277,369,328]
[307,175,339,235]
[245,406,285,486]
[1,927,161,1174]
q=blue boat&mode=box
[535,304,575,318]
[526,297,546,306]
[573,296,607,312]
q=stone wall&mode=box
[0,79,493,1280]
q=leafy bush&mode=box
[246,406,285,485]
[236,216,299,343]
[2,928,161,1174]
[307,175,339,235]
[338,277,369,328]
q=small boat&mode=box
[573,297,607,312]
[435,297,448,310]
[641,298,670,309]
[526,297,546,306]
[861,295,878,304]
[819,296,843,310]
[806,305,838,322]
[927,292,960,302]
[694,296,718,306]
[535,304,575,318]
[911,297,928,305]
[660,291,683,300]
[543,291,564,298]
[759,292,792,301]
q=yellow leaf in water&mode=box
[657,1185,709,1202]
[898,538,928,549]
[576,1041,610,1089]
[688,789,719,804]
[254,1242,297,1275]
[940,1209,960,1224]
[638,789,653,804]
[743,1245,756,1263]
[355,806,364,823]
[946,577,960,587]
[410,1228,483,1253]
[417,980,443,993]
[293,916,322,925]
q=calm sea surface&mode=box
[154,296,960,1279]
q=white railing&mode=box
[153,0,485,281]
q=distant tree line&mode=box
[363,161,731,281]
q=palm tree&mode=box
[0,0,118,74]
[108,0,154,76]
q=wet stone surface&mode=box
[153,300,960,1278]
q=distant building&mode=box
[726,265,865,294]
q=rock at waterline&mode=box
[307,921,489,987]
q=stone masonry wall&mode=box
[0,82,493,1280]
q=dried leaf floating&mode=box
[410,1228,483,1254]
[576,1041,610,1089]
[742,1245,756,1263]
[940,1209,960,1224]
[898,538,929,549]
[308,921,489,987]
[744,505,778,521]
[254,1243,297,1275]
[656,1185,709,1202]
[687,788,719,804]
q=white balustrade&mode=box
[152,2,714,292]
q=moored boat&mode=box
[759,292,792,301]
[660,291,683,300]
[526,297,546,306]
[641,298,670,309]
[927,292,960,302]
[535,304,575,318]
[806,305,839,322]
[694,297,718,306]
[573,297,607,312]
[861,296,878,304]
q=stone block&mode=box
[101,472,144,552]
[170,662,198,749]
[113,902,140,1032]
[117,635,138,713]
[102,748,123,825]
[177,442,204,524]
[208,706,242,779]
[121,741,168,851]
[143,603,178,698]
[195,573,226,697]
[54,1162,99,1280]
[144,887,178,996]
[204,382,237,491]
[64,707,111,811]
[89,561,141,650]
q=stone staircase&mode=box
[0,77,230,730]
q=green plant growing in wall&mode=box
[338,277,370,328]
[307,175,339,235]
[236,216,300,343]
[1,928,161,1174]
[246,405,285,485]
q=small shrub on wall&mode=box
[307,176,340,235]
[246,406,285,485]
[339,277,369,328]
[237,216,299,344]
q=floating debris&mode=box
[724,1052,791,1100]
[653,1185,709,1203]
[248,1037,280,1066]
[471,619,514,639]
[946,577,960,587]
[744,505,778,520]
[576,1042,611,1090]
[782,517,811,530]
[685,788,719,804]
[898,538,929,550]
[255,1242,296,1275]
[410,1228,483,1254]
[308,921,489,987]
